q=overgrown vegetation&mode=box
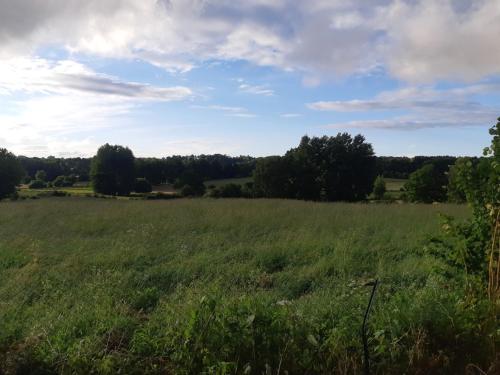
[2,198,494,374]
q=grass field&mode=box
[18,186,94,198]
[0,198,495,374]
[384,178,407,199]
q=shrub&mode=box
[181,184,196,197]
[52,175,75,187]
[404,164,447,203]
[28,179,47,189]
[207,183,243,198]
[372,175,386,200]
[35,170,47,182]
[134,178,152,193]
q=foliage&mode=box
[439,119,500,279]
[447,161,467,203]
[254,134,376,201]
[404,164,447,203]
[52,175,77,188]
[134,178,153,193]
[35,170,47,182]
[376,156,458,179]
[28,179,47,189]
[372,175,386,200]
[18,156,90,182]
[90,144,136,196]
[135,155,256,185]
[207,183,243,198]
[0,148,25,199]
[175,170,206,196]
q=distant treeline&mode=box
[376,156,459,179]
[18,154,463,184]
[18,154,256,184]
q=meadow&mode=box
[0,198,495,374]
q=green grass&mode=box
[18,186,94,198]
[385,178,406,192]
[383,178,407,199]
[0,198,495,374]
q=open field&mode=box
[384,178,407,199]
[18,186,94,198]
[0,198,494,374]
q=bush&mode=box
[35,170,47,182]
[52,175,75,188]
[372,175,386,200]
[403,164,447,203]
[134,178,152,193]
[207,183,243,198]
[28,180,47,189]
[181,184,196,197]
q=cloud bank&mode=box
[1,0,499,82]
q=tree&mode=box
[372,175,386,200]
[0,148,25,199]
[173,169,206,196]
[134,178,153,193]
[443,118,499,282]
[90,144,135,195]
[254,134,376,201]
[253,156,294,198]
[35,170,47,182]
[446,161,467,203]
[403,164,446,203]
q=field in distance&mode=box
[1,198,490,374]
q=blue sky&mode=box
[0,0,499,157]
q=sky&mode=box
[0,0,499,158]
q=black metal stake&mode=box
[362,279,378,375]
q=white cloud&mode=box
[311,83,499,130]
[0,57,193,156]
[191,104,256,117]
[238,83,274,96]
[162,138,242,155]
[280,113,301,118]
[1,0,499,82]
[0,57,192,100]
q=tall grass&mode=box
[0,198,494,374]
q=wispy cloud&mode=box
[0,58,192,100]
[238,83,274,96]
[191,104,257,118]
[0,57,193,156]
[311,84,499,130]
[280,113,301,118]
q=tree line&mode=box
[0,129,495,203]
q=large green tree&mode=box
[254,134,376,201]
[90,144,135,195]
[0,148,25,199]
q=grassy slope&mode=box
[0,199,493,374]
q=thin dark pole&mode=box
[362,279,378,375]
